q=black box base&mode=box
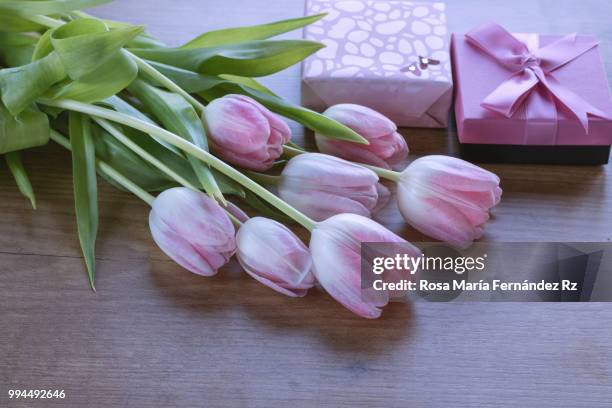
[459,144,611,165]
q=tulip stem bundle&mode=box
[29,11,319,234]
[27,12,228,205]
[93,118,243,226]
[38,98,317,231]
[94,118,200,192]
[50,128,246,228]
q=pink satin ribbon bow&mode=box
[465,22,609,144]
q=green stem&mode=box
[359,163,401,182]
[282,144,304,158]
[27,14,206,115]
[98,161,155,205]
[282,145,402,181]
[50,129,155,205]
[40,98,315,231]
[286,141,306,151]
[244,170,281,186]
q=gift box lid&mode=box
[302,0,453,127]
[452,26,612,146]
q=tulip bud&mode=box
[278,153,389,221]
[310,213,421,319]
[236,217,314,297]
[149,187,236,276]
[397,155,502,248]
[315,104,408,169]
[203,94,291,171]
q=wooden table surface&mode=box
[2,1,612,407]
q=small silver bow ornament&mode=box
[400,56,440,76]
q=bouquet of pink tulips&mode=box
[0,0,501,318]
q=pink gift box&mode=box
[302,0,453,128]
[451,23,612,164]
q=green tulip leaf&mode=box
[96,124,245,197]
[128,78,223,199]
[50,18,143,80]
[0,0,112,17]
[0,52,66,115]
[87,17,166,49]
[149,62,368,144]
[0,32,37,67]
[0,32,38,48]
[210,170,244,198]
[69,111,98,290]
[0,103,50,153]
[143,62,220,93]
[180,13,326,48]
[1,19,143,115]
[99,95,183,155]
[98,95,156,125]
[130,40,324,77]
[218,74,276,96]
[1,47,36,67]
[31,29,54,61]
[127,33,166,50]
[0,15,44,32]
[50,49,138,102]
[5,151,36,209]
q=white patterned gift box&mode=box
[302,0,453,128]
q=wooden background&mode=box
[1,0,611,406]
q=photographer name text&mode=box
[372,279,579,292]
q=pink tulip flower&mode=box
[203,94,291,171]
[315,104,408,169]
[397,155,502,248]
[278,153,390,221]
[236,217,315,297]
[149,187,236,276]
[310,213,421,319]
